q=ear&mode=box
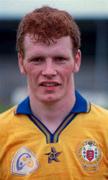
[73,49,81,73]
[18,53,26,74]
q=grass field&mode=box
[0,104,8,113]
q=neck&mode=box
[29,91,76,133]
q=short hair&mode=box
[16,6,81,56]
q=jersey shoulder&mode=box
[0,106,17,150]
[90,103,108,116]
[0,106,16,122]
[0,106,17,133]
[89,103,108,124]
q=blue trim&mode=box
[71,91,89,113]
[16,91,89,115]
[53,113,77,142]
[28,114,50,143]
[15,91,90,143]
[28,113,77,143]
[16,97,32,114]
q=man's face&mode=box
[18,35,81,104]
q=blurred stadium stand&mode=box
[0,0,108,107]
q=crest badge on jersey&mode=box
[77,139,102,172]
[11,147,38,175]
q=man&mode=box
[0,6,108,179]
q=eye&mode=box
[29,57,44,64]
[54,56,67,64]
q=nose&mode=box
[42,59,57,77]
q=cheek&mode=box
[61,65,73,79]
[59,65,74,87]
[24,64,33,73]
[24,64,39,77]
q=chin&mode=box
[40,95,61,104]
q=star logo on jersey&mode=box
[77,139,102,172]
[11,147,38,175]
[45,147,62,163]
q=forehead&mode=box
[23,34,73,58]
[24,34,72,48]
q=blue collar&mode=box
[16,91,90,115]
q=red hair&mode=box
[16,6,81,56]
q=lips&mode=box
[39,82,61,87]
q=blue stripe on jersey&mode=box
[15,91,90,143]
[16,91,90,114]
[28,113,77,143]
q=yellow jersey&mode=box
[0,91,108,179]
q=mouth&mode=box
[39,82,61,87]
